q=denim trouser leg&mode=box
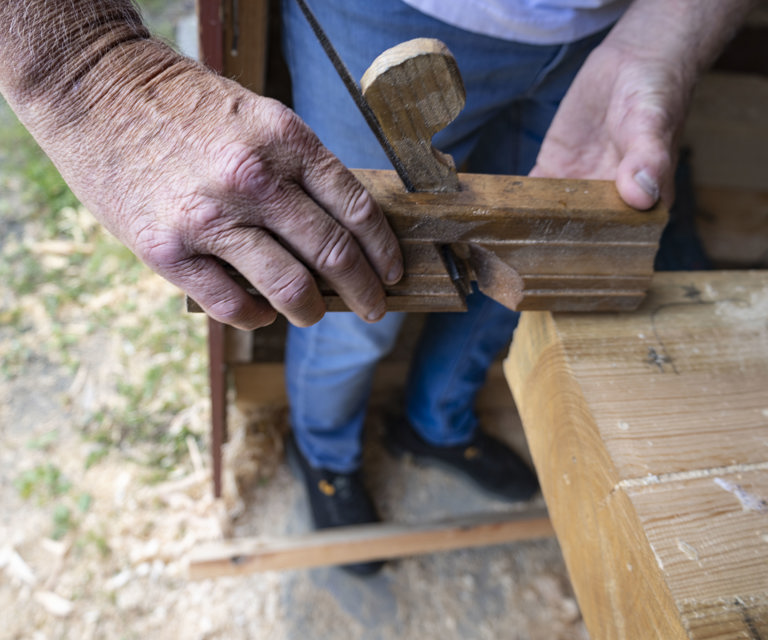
[281,0,608,471]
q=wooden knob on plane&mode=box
[361,38,466,192]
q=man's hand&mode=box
[531,0,756,210]
[60,59,403,331]
[0,3,403,330]
[531,41,683,209]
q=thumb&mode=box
[615,126,675,211]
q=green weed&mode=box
[15,464,72,504]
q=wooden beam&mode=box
[196,0,270,499]
[505,271,768,640]
[197,0,224,73]
[207,317,227,498]
[188,508,554,578]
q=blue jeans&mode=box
[281,0,609,473]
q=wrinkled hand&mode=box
[30,45,403,330]
[531,39,690,210]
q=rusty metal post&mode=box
[197,0,227,498]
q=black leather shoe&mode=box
[385,417,539,503]
[285,434,385,576]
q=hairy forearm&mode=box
[608,0,757,86]
[0,1,146,96]
[0,1,196,150]
[0,1,219,226]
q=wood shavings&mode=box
[0,546,37,586]
[34,590,74,617]
[222,406,288,520]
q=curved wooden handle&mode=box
[361,38,466,192]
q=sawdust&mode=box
[1,361,588,639]
[714,285,768,322]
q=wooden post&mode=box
[197,0,269,497]
[197,0,224,73]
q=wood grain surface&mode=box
[505,271,768,640]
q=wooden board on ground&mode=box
[505,270,768,640]
[233,359,512,412]
[188,508,553,578]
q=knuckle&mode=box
[206,294,250,323]
[641,106,673,135]
[132,221,188,272]
[315,229,359,276]
[341,187,380,230]
[268,102,305,140]
[206,295,277,330]
[214,141,280,201]
[263,100,316,149]
[180,194,228,239]
[176,193,263,254]
[271,105,328,164]
[261,268,317,312]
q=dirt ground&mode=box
[0,4,589,638]
[0,340,589,640]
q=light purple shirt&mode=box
[400,0,631,44]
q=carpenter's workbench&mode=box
[506,270,768,639]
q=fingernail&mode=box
[634,169,660,202]
[385,265,403,285]
[367,300,387,322]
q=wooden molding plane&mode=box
[337,171,667,313]
[188,174,667,315]
[188,37,667,316]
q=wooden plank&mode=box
[695,186,768,268]
[505,271,768,640]
[233,359,514,411]
[208,317,228,498]
[684,73,768,191]
[627,472,768,639]
[222,0,269,94]
[355,170,664,312]
[197,0,224,73]
[188,508,553,578]
[361,170,665,243]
